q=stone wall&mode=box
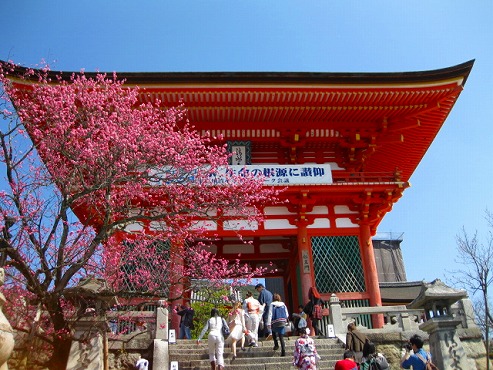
[108,337,154,370]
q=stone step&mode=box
[172,350,342,362]
[170,337,342,349]
[169,337,345,370]
[178,359,339,370]
[170,346,343,358]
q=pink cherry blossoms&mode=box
[0,61,278,369]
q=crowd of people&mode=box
[157,286,435,370]
[338,325,435,370]
[186,283,326,369]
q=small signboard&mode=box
[302,250,311,273]
[169,329,176,344]
[170,361,179,370]
[327,324,335,338]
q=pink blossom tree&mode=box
[0,61,277,369]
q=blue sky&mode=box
[1,1,492,284]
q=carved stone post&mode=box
[155,305,169,340]
[328,293,344,336]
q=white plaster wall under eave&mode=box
[264,206,296,215]
[334,205,358,214]
[307,218,331,229]
[264,219,297,230]
[336,218,358,228]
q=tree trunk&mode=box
[46,336,72,370]
[46,299,72,370]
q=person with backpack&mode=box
[267,293,289,356]
[293,327,321,369]
[345,322,368,365]
[360,341,389,370]
[310,298,324,337]
[401,334,437,370]
[305,287,325,337]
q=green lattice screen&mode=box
[120,240,171,295]
[312,236,365,293]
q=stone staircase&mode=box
[169,336,345,369]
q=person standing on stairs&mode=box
[304,286,324,337]
[197,308,226,370]
[175,302,195,340]
[255,283,273,339]
[267,293,289,357]
[345,322,368,365]
[293,327,321,370]
[227,301,246,360]
[292,304,308,336]
[242,291,261,347]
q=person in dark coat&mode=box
[255,283,273,338]
[175,302,195,339]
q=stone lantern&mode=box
[408,279,475,370]
[64,277,118,370]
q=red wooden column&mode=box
[297,218,315,306]
[360,223,384,328]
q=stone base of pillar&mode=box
[153,339,169,370]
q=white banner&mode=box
[227,164,332,185]
[150,164,332,186]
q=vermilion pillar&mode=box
[360,223,384,328]
[297,220,314,306]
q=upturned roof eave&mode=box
[118,60,476,87]
[2,59,475,88]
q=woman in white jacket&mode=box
[267,293,289,357]
[197,308,226,370]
